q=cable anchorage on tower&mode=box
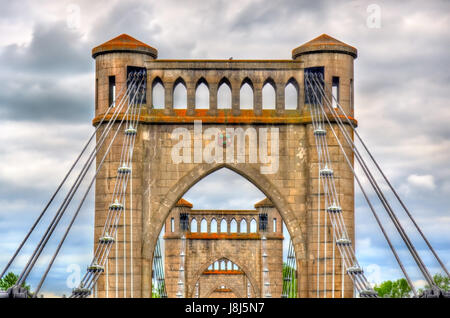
[314,127,327,136]
[319,166,333,177]
[327,204,342,214]
[336,237,352,246]
[109,199,124,210]
[124,126,137,136]
[346,265,363,275]
[99,232,115,244]
[72,283,91,297]
[87,263,105,273]
[117,165,132,174]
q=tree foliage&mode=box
[0,272,30,292]
[420,273,450,294]
[374,278,411,298]
[152,280,165,298]
[282,263,297,298]
[375,274,450,298]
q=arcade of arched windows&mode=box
[187,215,277,234]
[147,74,301,112]
[205,258,241,272]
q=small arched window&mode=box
[227,260,232,270]
[173,78,187,109]
[195,79,209,109]
[220,219,227,233]
[200,218,207,233]
[190,218,197,233]
[217,79,232,109]
[152,77,165,109]
[285,79,298,110]
[220,260,226,270]
[262,79,276,109]
[240,219,247,233]
[250,218,257,233]
[230,219,237,233]
[210,218,218,233]
[240,79,254,109]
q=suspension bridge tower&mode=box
[90,33,360,298]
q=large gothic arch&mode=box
[142,162,309,296]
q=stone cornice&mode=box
[92,109,358,126]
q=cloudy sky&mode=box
[0,0,449,297]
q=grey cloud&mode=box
[85,0,198,59]
[0,1,33,22]
[0,78,93,122]
[0,21,95,122]
[1,22,92,75]
[229,0,327,31]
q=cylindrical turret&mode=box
[292,34,357,115]
[92,34,158,116]
[294,34,357,298]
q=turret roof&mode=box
[254,197,274,208]
[176,198,193,208]
[92,34,158,58]
[292,34,357,59]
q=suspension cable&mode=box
[32,75,144,295]
[130,159,134,297]
[88,92,143,286]
[73,75,146,296]
[307,74,407,294]
[309,74,435,287]
[16,75,139,287]
[319,75,449,279]
[83,81,143,280]
[0,74,135,279]
[305,74,376,297]
[58,75,145,297]
[305,74,417,296]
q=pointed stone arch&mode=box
[262,77,276,109]
[240,77,254,109]
[210,218,218,233]
[240,218,248,233]
[285,77,299,110]
[195,76,209,89]
[151,76,165,109]
[195,77,210,109]
[173,77,187,109]
[143,162,308,297]
[217,77,232,109]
